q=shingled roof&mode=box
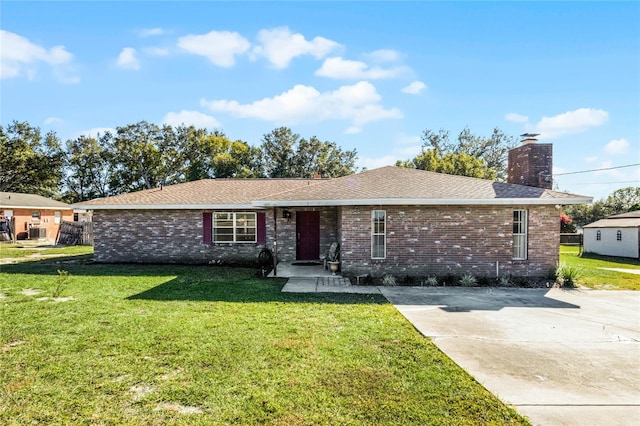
[73,178,320,209]
[254,166,591,206]
[73,166,591,210]
[1,192,72,210]
[584,210,640,228]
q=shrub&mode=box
[556,262,581,288]
[401,275,416,286]
[498,274,512,287]
[382,274,397,286]
[424,276,439,287]
[477,275,492,287]
[459,273,477,287]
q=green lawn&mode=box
[0,254,526,425]
[560,245,640,290]
[0,243,93,259]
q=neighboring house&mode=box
[75,140,591,277]
[0,192,74,242]
[583,211,640,259]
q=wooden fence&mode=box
[56,221,93,246]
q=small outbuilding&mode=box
[0,192,74,242]
[583,211,640,259]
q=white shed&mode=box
[583,211,640,259]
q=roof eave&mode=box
[253,197,593,207]
[72,203,261,210]
[0,205,73,210]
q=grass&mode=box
[0,253,527,425]
[560,245,640,290]
[0,243,93,260]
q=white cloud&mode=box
[365,49,401,63]
[535,108,608,139]
[139,28,164,37]
[584,156,599,163]
[252,27,340,69]
[44,117,63,125]
[401,81,427,95]
[316,57,406,80]
[604,138,629,155]
[163,110,221,128]
[505,112,529,123]
[144,47,169,56]
[0,30,77,82]
[116,47,140,70]
[178,30,250,67]
[201,81,402,133]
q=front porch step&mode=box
[317,276,350,286]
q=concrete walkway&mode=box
[281,280,640,425]
[380,287,640,426]
[281,277,380,294]
[600,267,640,275]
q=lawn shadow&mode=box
[126,276,387,305]
[0,256,386,305]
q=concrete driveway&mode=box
[379,287,640,426]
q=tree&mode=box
[107,121,194,193]
[185,131,259,180]
[403,126,517,180]
[563,187,640,228]
[62,134,112,203]
[0,120,64,197]
[604,187,640,213]
[397,149,497,180]
[258,127,357,178]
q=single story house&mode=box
[75,140,591,277]
[0,192,74,242]
[583,211,640,259]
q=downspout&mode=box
[273,207,278,276]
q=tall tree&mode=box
[0,120,64,196]
[258,127,357,178]
[107,121,193,193]
[396,149,497,180]
[62,134,112,203]
[563,187,640,227]
[185,131,259,180]
[405,126,517,180]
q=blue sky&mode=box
[2,1,638,200]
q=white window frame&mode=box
[371,210,386,259]
[512,209,528,260]
[54,211,62,224]
[596,230,601,241]
[616,230,622,241]
[213,212,257,243]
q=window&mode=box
[512,210,528,260]
[596,230,601,241]
[54,212,62,224]
[213,212,256,243]
[32,211,41,220]
[371,210,386,259]
[3,210,13,218]
[617,230,622,241]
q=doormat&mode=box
[291,261,322,266]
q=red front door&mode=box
[296,211,320,260]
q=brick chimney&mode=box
[507,133,553,189]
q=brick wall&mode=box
[94,209,268,264]
[340,205,559,278]
[93,207,339,264]
[507,143,553,189]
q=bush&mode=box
[382,274,397,286]
[556,262,581,288]
[477,275,492,287]
[400,275,416,286]
[459,273,477,287]
[424,276,438,287]
[498,274,514,287]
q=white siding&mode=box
[584,227,639,259]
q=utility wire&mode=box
[554,163,640,176]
